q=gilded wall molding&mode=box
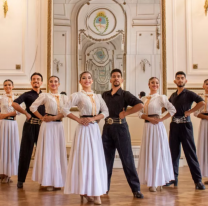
[47,0,167,94]
[162,0,167,95]
[78,29,125,44]
[47,0,52,92]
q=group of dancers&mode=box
[0,69,208,204]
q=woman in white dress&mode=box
[30,76,67,191]
[62,71,109,205]
[137,77,176,192]
[194,79,208,182]
[0,79,20,183]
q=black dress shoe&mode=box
[133,191,144,199]
[17,181,23,189]
[195,182,205,190]
[164,179,178,187]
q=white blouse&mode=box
[138,93,176,118]
[194,94,208,117]
[0,94,20,115]
[30,93,68,115]
[61,90,109,118]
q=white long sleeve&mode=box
[61,91,109,118]
[160,95,176,116]
[30,93,46,113]
[138,93,176,118]
[0,94,22,115]
[194,95,208,117]
[30,93,68,115]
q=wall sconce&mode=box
[140,59,151,72]
[3,0,8,18]
[53,59,63,73]
[205,0,208,16]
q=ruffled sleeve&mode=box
[160,95,176,116]
[138,108,144,119]
[194,107,204,117]
[30,93,46,113]
[61,93,79,117]
[97,94,109,119]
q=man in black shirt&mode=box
[166,71,205,190]
[102,69,144,198]
[12,73,45,189]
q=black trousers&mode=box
[169,122,202,183]
[102,123,140,192]
[18,122,41,182]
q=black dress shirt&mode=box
[102,88,143,118]
[14,90,45,118]
[169,89,204,117]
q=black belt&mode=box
[105,117,126,125]
[145,114,159,123]
[80,115,98,124]
[4,116,15,121]
[172,116,191,124]
[46,113,62,122]
[26,117,42,125]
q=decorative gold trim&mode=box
[0,88,47,91]
[3,0,8,18]
[86,8,117,36]
[168,88,203,90]
[79,29,124,43]
[69,107,79,112]
[47,0,52,92]
[205,0,208,16]
[48,0,166,93]
[162,0,167,95]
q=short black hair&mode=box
[60,91,67,95]
[31,72,43,81]
[139,91,146,98]
[49,75,60,82]
[4,79,14,85]
[175,71,186,78]
[110,69,122,77]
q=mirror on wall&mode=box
[49,0,166,95]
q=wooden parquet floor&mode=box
[0,167,208,206]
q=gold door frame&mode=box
[47,0,167,94]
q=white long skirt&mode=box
[0,119,20,177]
[137,122,174,187]
[32,121,67,187]
[64,123,107,196]
[197,119,208,177]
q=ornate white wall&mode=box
[1,0,208,167]
[53,0,162,96]
[0,0,48,88]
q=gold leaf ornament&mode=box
[205,0,208,16]
[3,0,8,18]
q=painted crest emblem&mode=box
[93,48,109,64]
[93,11,109,34]
[95,49,106,60]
